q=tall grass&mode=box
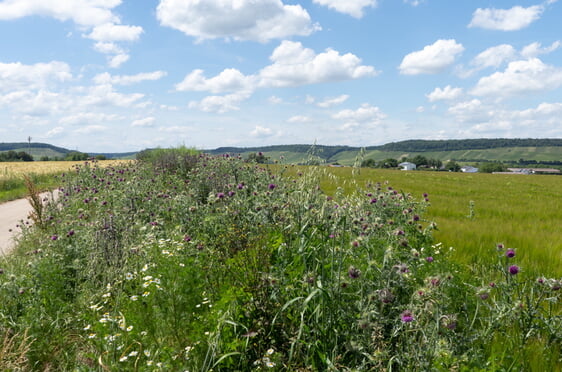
[0,155,559,370]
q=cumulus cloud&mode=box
[260,41,377,87]
[468,5,545,31]
[0,1,142,67]
[0,61,72,93]
[0,0,120,27]
[521,41,561,58]
[86,23,143,42]
[74,125,107,134]
[250,125,274,138]
[472,44,517,69]
[268,96,283,104]
[131,117,156,127]
[333,103,387,127]
[94,71,167,85]
[312,0,377,18]
[179,42,376,112]
[176,69,255,94]
[156,0,318,43]
[426,86,463,102]
[470,58,562,97]
[317,94,350,108]
[188,92,251,113]
[399,39,464,75]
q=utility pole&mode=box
[28,136,32,155]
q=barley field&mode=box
[317,166,562,277]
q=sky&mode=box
[0,0,561,152]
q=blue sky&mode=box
[1,0,561,152]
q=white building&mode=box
[461,166,478,173]
[398,162,416,171]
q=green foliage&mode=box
[361,158,377,168]
[0,156,559,371]
[445,160,461,172]
[0,151,34,162]
[479,162,508,173]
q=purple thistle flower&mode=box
[509,265,519,275]
[426,256,434,263]
[217,192,225,199]
[506,249,515,258]
[268,183,276,190]
[51,235,58,241]
[400,310,414,323]
[348,266,361,279]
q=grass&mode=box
[314,167,562,277]
[0,154,559,371]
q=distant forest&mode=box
[212,138,562,158]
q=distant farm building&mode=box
[507,168,561,175]
[461,166,479,173]
[399,162,417,171]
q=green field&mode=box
[315,166,562,277]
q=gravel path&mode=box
[0,191,59,255]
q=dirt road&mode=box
[0,191,59,255]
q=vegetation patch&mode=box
[0,152,559,370]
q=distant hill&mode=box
[0,142,135,160]
[208,138,562,166]
[2,138,562,165]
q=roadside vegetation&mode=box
[0,150,559,370]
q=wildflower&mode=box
[426,256,434,263]
[267,348,274,355]
[88,333,96,339]
[141,264,149,272]
[51,235,58,241]
[377,288,394,304]
[348,266,361,279]
[144,350,151,357]
[127,326,133,332]
[509,265,520,275]
[119,356,128,362]
[268,183,276,190]
[477,288,490,300]
[130,295,138,301]
[83,324,91,331]
[506,249,516,258]
[400,310,414,323]
[125,272,134,280]
[129,351,138,357]
[142,291,150,297]
[216,192,225,199]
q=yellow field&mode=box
[1,160,133,179]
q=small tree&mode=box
[445,161,461,172]
[361,158,377,168]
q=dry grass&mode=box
[0,328,33,371]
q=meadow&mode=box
[0,152,560,371]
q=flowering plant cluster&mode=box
[0,151,559,371]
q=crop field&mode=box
[315,167,562,277]
[0,152,560,371]
[0,160,133,203]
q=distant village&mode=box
[397,161,560,175]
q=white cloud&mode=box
[333,103,387,126]
[176,69,255,94]
[0,61,72,93]
[131,117,156,127]
[470,58,562,97]
[416,106,425,113]
[399,39,464,75]
[404,0,423,6]
[317,94,350,108]
[80,84,145,108]
[94,71,167,85]
[46,126,65,138]
[521,41,561,58]
[93,42,125,55]
[0,0,120,27]
[312,0,377,18]
[108,54,130,68]
[59,112,119,125]
[472,44,517,69]
[260,41,377,87]
[426,86,463,102]
[447,99,489,123]
[250,125,274,138]
[156,0,318,43]
[74,125,107,134]
[287,115,313,123]
[468,5,544,31]
[268,96,283,104]
[86,23,143,42]
[188,92,251,113]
